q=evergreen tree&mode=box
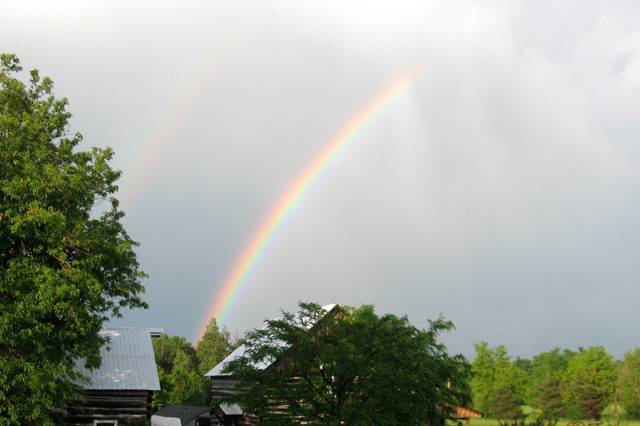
[538,374,565,425]
[168,350,207,406]
[196,317,233,375]
[527,348,574,407]
[151,333,206,408]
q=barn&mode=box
[66,327,161,425]
[204,304,339,425]
[204,304,482,425]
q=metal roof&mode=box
[205,304,338,377]
[152,406,209,426]
[219,403,243,416]
[151,416,182,426]
[74,327,161,391]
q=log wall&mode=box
[209,376,260,426]
[66,390,153,425]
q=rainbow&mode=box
[118,65,214,207]
[196,69,420,340]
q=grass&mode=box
[468,419,640,426]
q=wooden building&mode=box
[204,304,339,425]
[151,405,210,426]
[451,406,484,426]
[66,327,161,425]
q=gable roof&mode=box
[74,327,161,391]
[205,303,338,377]
[152,405,209,426]
[452,406,484,419]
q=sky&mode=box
[2,0,640,358]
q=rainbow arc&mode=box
[197,69,420,340]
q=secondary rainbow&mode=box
[197,69,420,340]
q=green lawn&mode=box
[468,419,640,426]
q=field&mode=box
[468,419,640,426]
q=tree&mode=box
[151,333,207,409]
[490,383,524,426]
[471,342,527,418]
[167,349,207,406]
[537,374,565,425]
[527,348,574,407]
[471,342,497,413]
[563,347,616,419]
[223,302,471,425]
[618,348,640,418]
[196,317,233,375]
[0,54,146,424]
[153,333,198,373]
[153,366,173,411]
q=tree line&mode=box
[471,343,640,424]
[151,318,235,409]
[4,53,640,425]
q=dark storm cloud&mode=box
[2,0,639,357]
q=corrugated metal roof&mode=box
[205,304,338,377]
[219,403,243,416]
[151,416,182,426]
[154,406,209,423]
[74,327,161,391]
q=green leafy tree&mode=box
[168,349,207,406]
[153,367,173,410]
[527,348,574,407]
[153,333,198,373]
[196,317,233,375]
[223,302,471,426]
[151,333,206,409]
[471,342,497,413]
[618,348,640,418]
[0,54,146,424]
[514,358,533,376]
[471,343,527,417]
[563,347,616,419]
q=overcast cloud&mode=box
[2,0,640,358]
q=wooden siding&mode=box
[65,390,153,425]
[209,377,259,425]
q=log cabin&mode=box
[204,304,482,425]
[66,327,161,425]
[204,304,339,425]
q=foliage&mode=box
[152,333,198,373]
[537,374,565,424]
[618,348,640,418]
[167,349,207,406]
[196,317,233,375]
[490,382,524,426]
[527,349,575,407]
[151,334,208,409]
[0,53,146,424]
[471,342,527,418]
[152,366,173,411]
[563,347,617,420]
[471,342,498,413]
[514,358,533,376]
[223,302,471,426]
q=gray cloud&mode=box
[2,0,639,358]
